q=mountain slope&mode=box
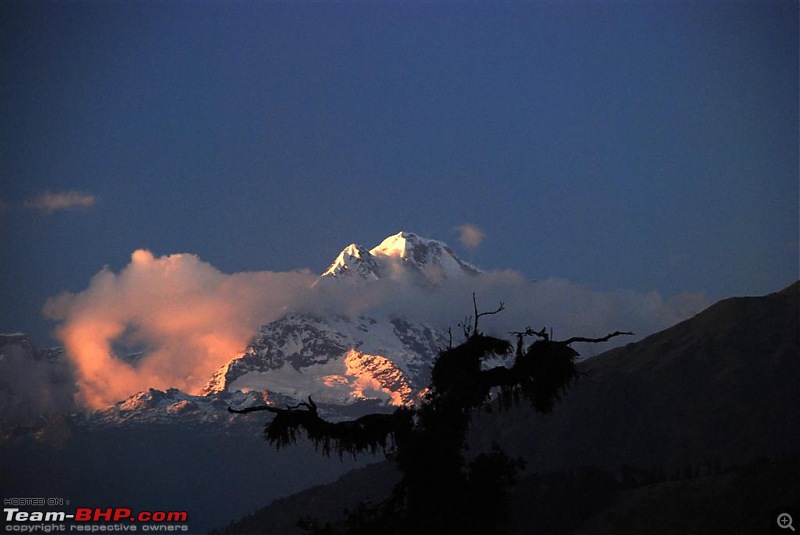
[482,281,800,473]
[573,456,800,535]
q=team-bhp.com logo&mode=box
[73,509,187,523]
[4,506,189,532]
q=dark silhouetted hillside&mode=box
[482,281,799,473]
[573,455,800,535]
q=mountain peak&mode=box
[319,231,480,282]
[320,243,380,280]
[370,231,425,259]
[372,231,481,276]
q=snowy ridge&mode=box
[86,388,261,426]
[82,388,379,427]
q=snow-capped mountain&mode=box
[203,232,471,408]
[319,231,480,282]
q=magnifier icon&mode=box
[779,513,795,531]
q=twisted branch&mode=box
[228,396,317,414]
[559,330,634,345]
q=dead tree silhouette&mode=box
[230,295,631,534]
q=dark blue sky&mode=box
[2,1,797,345]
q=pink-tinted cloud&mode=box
[44,250,315,408]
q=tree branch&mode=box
[227,404,283,415]
[509,327,549,341]
[559,331,634,345]
[472,293,505,335]
[228,395,317,415]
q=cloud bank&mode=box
[24,191,96,213]
[314,269,708,355]
[43,249,709,410]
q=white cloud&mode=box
[24,191,96,213]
